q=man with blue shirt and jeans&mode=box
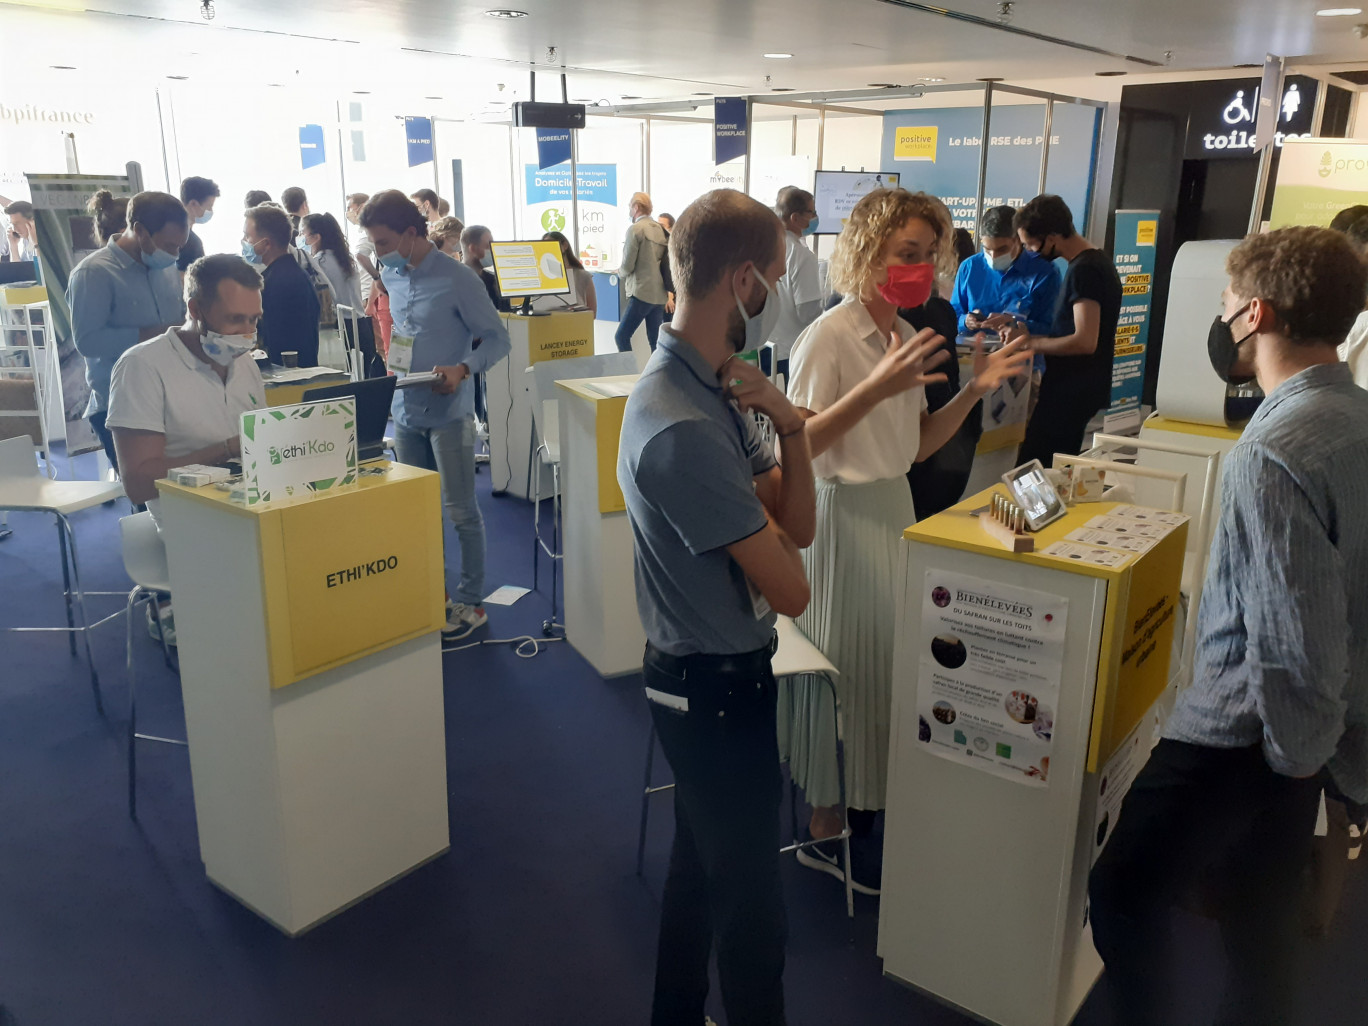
[619,189,816,1026]
[1089,227,1368,1026]
[68,191,188,470]
[361,191,510,640]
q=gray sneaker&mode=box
[442,603,488,641]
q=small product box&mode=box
[169,464,231,488]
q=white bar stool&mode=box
[0,435,125,713]
[119,511,185,820]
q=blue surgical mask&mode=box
[802,215,819,237]
[144,245,177,271]
[480,251,493,269]
[379,235,414,272]
[241,239,263,265]
[196,209,214,226]
[296,234,309,251]
[733,267,780,354]
[987,248,1014,273]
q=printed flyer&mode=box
[917,569,1068,787]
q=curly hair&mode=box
[1226,226,1368,346]
[828,188,955,302]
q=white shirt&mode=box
[106,328,266,462]
[314,249,365,311]
[770,232,823,360]
[787,298,928,485]
[1339,309,1368,391]
[353,234,377,306]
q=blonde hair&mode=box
[429,215,465,250]
[630,191,652,215]
[828,188,955,302]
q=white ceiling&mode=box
[5,0,1368,108]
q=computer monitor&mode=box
[812,170,902,235]
[301,375,397,463]
[0,261,38,286]
[490,240,571,312]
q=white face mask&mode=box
[733,267,781,354]
[200,328,257,366]
[986,248,1015,273]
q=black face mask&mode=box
[1208,303,1257,385]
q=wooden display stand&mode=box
[878,488,1187,1026]
[554,373,645,677]
[488,310,594,499]
[156,464,450,935]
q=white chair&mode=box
[0,435,124,713]
[119,511,184,820]
[635,615,855,918]
[527,352,637,633]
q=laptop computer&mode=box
[0,261,38,286]
[301,375,397,463]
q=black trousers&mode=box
[1089,739,1324,1026]
[88,410,118,471]
[644,643,787,1026]
[1017,383,1100,469]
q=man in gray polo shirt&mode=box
[619,189,816,1026]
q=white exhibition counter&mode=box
[157,463,450,935]
[554,373,645,677]
[879,487,1188,1026]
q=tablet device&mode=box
[1002,459,1067,531]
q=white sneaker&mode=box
[146,601,177,647]
[442,603,488,640]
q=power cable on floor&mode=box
[442,633,565,660]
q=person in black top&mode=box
[899,293,983,518]
[460,224,510,313]
[243,204,320,366]
[178,176,219,273]
[1007,194,1122,468]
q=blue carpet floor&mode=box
[2,452,1366,1025]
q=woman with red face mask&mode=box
[780,188,1031,895]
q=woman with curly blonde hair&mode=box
[781,188,1030,893]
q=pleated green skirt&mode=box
[777,475,916,812]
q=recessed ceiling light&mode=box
[1095,70,1127,76]
[50,65,76,70]
[353,90,371,95]
[1316,7,1362,15]
[917,75,946,83]
[267,83,284,88]
[620,94,641,100]
[771,87,796,92]
[692,91,713,96]
[763,52,794,59]
[167,74,189,80]
[485,8,529,17]
[867,82,898,88]
[425,95,443,100]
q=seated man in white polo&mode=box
[106,253,268,642]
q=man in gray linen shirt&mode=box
[1089,226,1368,1026]
[618,188,815,1026]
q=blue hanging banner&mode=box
[536,128,573,171]
[714,97,749,166]
[405,117,434,167]
[1105,210,1161,433]
[298,124,325,170]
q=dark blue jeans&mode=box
[615,297,665,353]
[644,643,787,1026]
